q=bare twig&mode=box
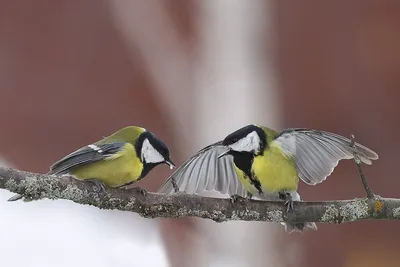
[0,167,398,224]
[350,134,375,198]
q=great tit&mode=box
[9,126,175,201]
[158,124,378,233]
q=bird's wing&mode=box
[49,142,126,174]
[274,129,379,185]
[158,141,246,196]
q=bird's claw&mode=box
[135,187,148,197]
[60,174,74,183]
[279,191,294,212]
[230,193,252,204]
[85,178,107,193]
[285,199,294,212]
[230,194,242,204]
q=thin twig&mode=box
[350,134,375,198]
[0,167,399,224]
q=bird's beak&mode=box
[165,160,176,170]
[217,149,231,159]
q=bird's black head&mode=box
[136,131,175,178]
[220,124,267,157]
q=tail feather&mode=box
[281,222,318,234]
[281,191,317,233]
[8,193,23,202]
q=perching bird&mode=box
[9,126,175,201]
[158,124,378,233]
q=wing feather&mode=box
[158,141,246,197]
[49,142,126,175]
[275,129,378,185]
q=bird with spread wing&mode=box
[158,124,378,233]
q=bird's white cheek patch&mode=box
[141,139,165,163]
[230,131,260,153]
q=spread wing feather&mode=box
[275,129,378,185]
[158,141,246,196]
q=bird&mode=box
[158,124,378,233]
[9,126,175,201]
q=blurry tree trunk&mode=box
[187,1,284,267]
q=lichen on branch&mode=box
[0,167,399,224]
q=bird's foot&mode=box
[85,178,107,193]
[59,174,75,183]
[279,191,294,212]
[230,194,243,204]
[230,193,252,204]
[134,187,148,197]
[285,198,294,212]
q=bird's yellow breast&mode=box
[71,143,143,187]
[234,142,299,195]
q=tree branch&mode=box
[350,134,375,198]
[0,167,399,224]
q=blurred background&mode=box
[0,1,399,266]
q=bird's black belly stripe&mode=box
[249,175,263,195]
[232,152,263,194]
